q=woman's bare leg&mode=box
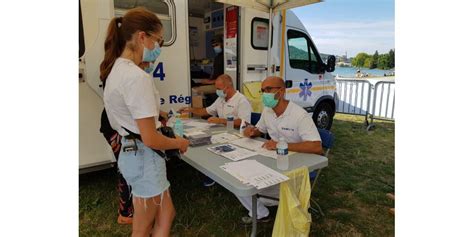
[131,196,159,237]
[151,190,176,237]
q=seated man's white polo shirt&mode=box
[205,91,252,122]
[256,101,321,143]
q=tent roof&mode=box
[215,0,322,13]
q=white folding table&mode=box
[180,120,328,236]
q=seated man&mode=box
[238,76,323,224]
[179,74,252,187]
[180,74,251,128]
[191,34,224,96]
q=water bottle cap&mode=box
[227,115,234,121]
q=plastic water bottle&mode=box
[174,118,183,137]
[226,115,234,133]
[276,137,289,170]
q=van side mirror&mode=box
[326,55,336,72]
[285,80,293,88]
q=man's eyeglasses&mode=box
[259,86,282,94]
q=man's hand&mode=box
[201,79,215,85]
[262,140,277,150]
[178,107,208,118]
[175,136,190,154]
[178,107,193,114]
[243,127,259,138]
[207,117,223,124]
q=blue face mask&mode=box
[143,42,161,62]
[213,46,222,54]
[216,88,226,98]
[262,92,279,108]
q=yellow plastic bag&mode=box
[272,166,312,237]
[242,81,263,112]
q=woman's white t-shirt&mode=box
[103,57,161,136]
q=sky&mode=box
[292,0,394,57]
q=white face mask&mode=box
[216,89,227,98]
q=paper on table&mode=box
[184,130,206,137]
[231,137,264,150]
[207,144,257,161]
[220,160,289,189]
[249,173,289,189]
[183,120,214,129]
[231,138,274,158]
[221,161,263,183]
[230,138,295,159]
[211,132,241,144]
[184,127,204,133]
[256,148,278,159]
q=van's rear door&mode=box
[238,7,271,112]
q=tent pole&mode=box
[266,2,273,77]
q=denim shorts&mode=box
[118,138,170,198]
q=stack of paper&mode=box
[184,127,205,134]
[220,160,289,189]
[211,132,241,144]
[230,138,295,159]
[184,130,207,137]
[182,120,214,129]
[183,129,212,147]
[207,144,257,161]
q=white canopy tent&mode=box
[216,0,322,76]
[215,0,322,13]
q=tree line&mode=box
[351,49,395,70]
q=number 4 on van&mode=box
[153,62,165,81]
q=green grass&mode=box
[79,114,394,236]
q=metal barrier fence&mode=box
[335,79,395,129]
[367,81,395,130]
[335,79,373,125]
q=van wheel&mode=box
[313,102,334,130]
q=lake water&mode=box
[333,66,394,77]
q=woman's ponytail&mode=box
[99,16,125,82]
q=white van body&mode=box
[79,0,336,173]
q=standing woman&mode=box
[100,7,189,236]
